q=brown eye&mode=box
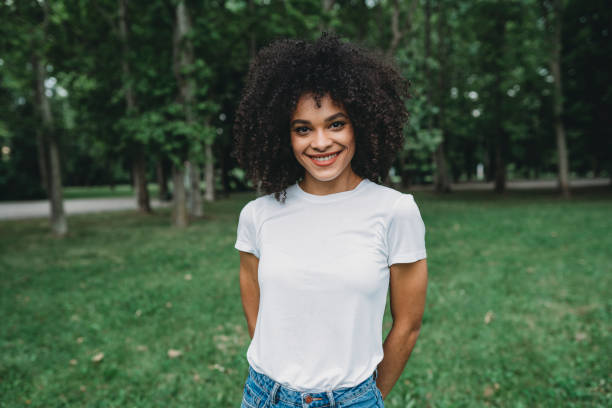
[294,126,310,134]
[330,121,346,129]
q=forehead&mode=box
[292,93,346,118]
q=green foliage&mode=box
[562,0,612,176]
[0,0,610,195]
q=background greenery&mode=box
[1,0,610,201]
[1,0,611,406]
[1,189,610,407]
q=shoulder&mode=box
[362,182,425,231]
[239,190,285,222]
[364,180,416,210]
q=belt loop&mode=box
[326,390,335,407]
[269,382,280,405]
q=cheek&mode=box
[345,130,356,150]
[290,137,305,157]
[346,132,357,160]
[289,135,299,152]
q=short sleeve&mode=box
[385,194,427,267]
[234,201,260,258]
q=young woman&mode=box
[232,32,428,408]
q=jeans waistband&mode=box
[247,365,379,407]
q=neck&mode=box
[299,172,364,196]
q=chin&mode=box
[305,167,350,182]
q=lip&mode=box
[306,150,343,167]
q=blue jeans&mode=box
[241,365,384,407]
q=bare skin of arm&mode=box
[239,251,260,339]
[375,258,428,400]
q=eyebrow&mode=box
[290,112,348,127]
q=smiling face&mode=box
[290,93,360,193]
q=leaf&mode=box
[208,363,226,372]
[168,349,182,358]
[575,332,587,342]
[91,352,104,363]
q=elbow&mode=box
[407,325,421,341]
[392,321,422,339]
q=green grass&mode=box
[1,188,610,407]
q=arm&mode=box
[239,251,260,339]
[376,258,428,400]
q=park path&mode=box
[408,177,611,191]
[0,197,172,220]
[0,178,609,220]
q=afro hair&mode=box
[232,32,411,203]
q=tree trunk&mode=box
[494,135,506,193]
[383,171,391,186]
[188,160,203,216]
[550,0,570,198]
[424,0,440,190]
[108,155,116,191]
[245,0,262,197]
[434,140,451,192]
[156,159,169,201]
[424,0,431,125]
[247,0,256,58]
[34,55,67,236]
[493,16,507,194]
[387,0,401,58]
[132,147,151,213]
[386,0,416,188]
[204,141,215,202]
[434,3,451,193]
[119,0,151,212]
[319,0,335,32]
[220,144,231,197]
[48,133,66,235]
[172,164,188,227]
[174,0,203,219]
[400,151,412,188]
[35,127,49,192]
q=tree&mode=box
[5,0,70,235]
[562,0,612,182]
[432,0,452,193]
[172,0,199,226]
[541,0,570,197]
[118,0,152,212]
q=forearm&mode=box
[376,324,421,400]
[239,272,260,339]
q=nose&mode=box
[311,128,333,151]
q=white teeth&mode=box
[312,152,339,161]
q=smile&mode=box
[307,150,343,166]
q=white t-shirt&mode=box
[234,178,427,392]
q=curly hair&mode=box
[232,32,410,203]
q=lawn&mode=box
[1,188,610,407]
[62,184,150,199]
[62,183,200,200]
